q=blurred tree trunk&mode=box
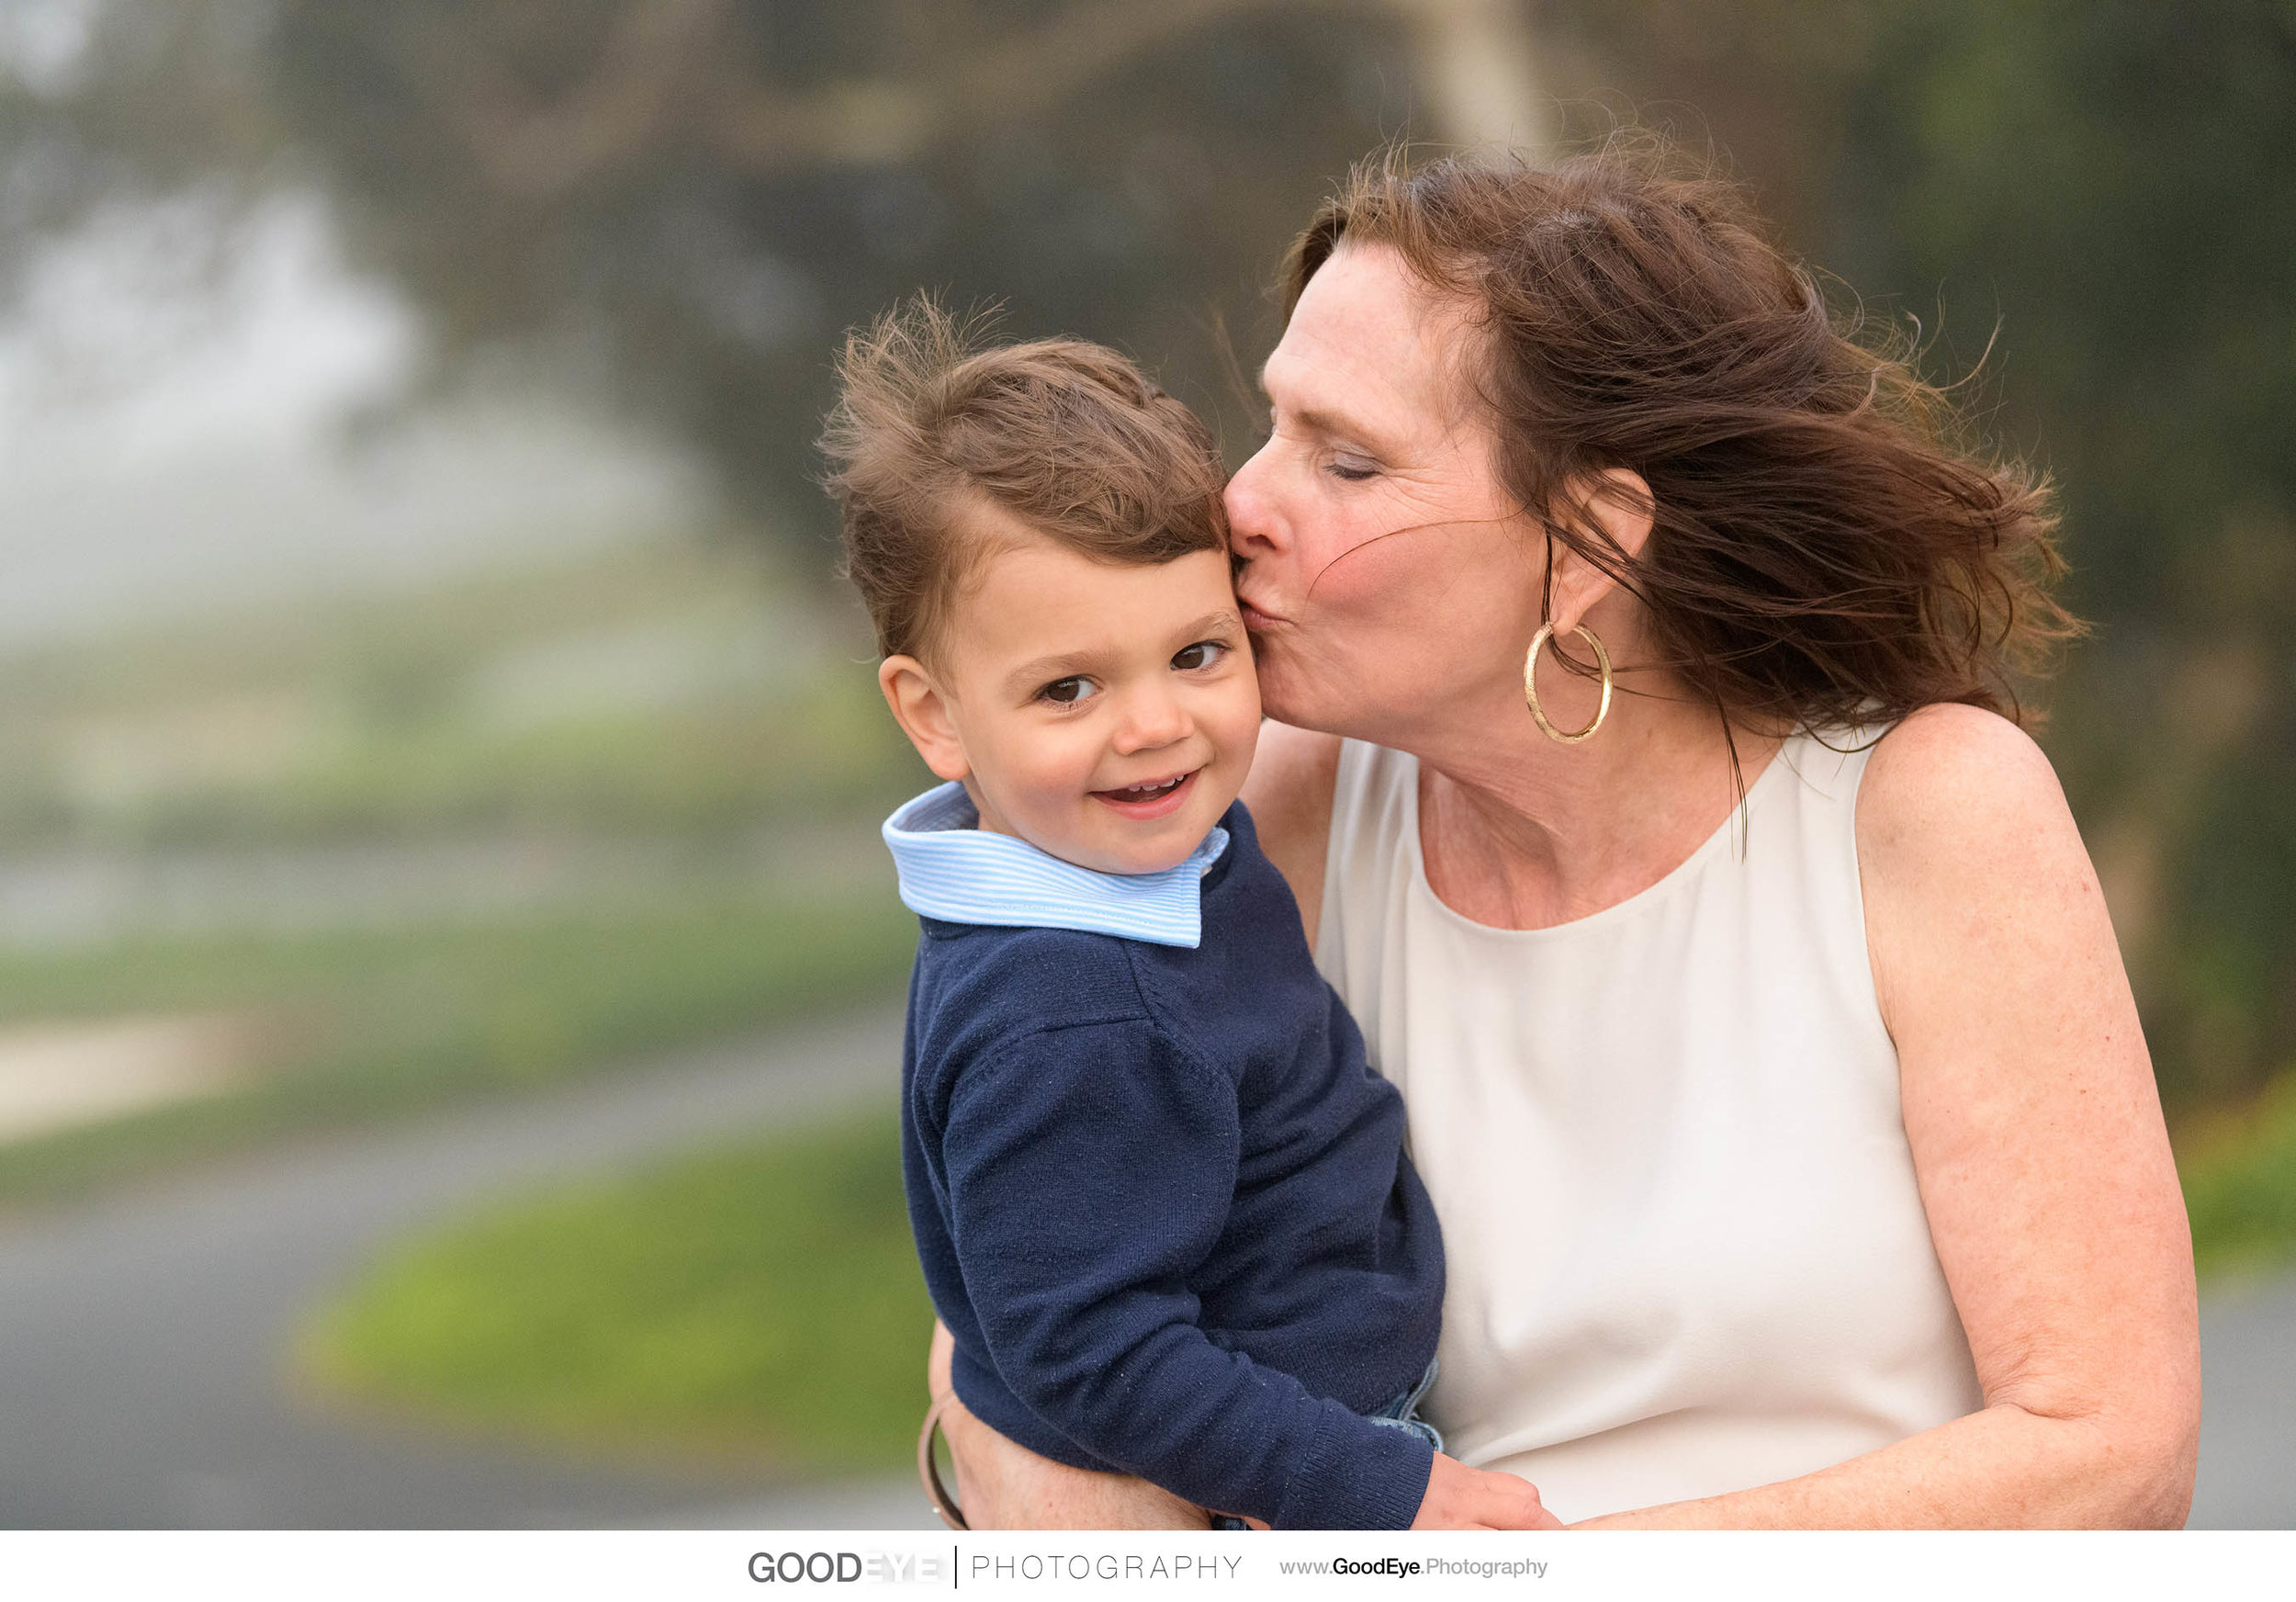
[1394,0,1555,153]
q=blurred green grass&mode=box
[2178,1066,2296,1280]
[0,534,929,1201]
[293,1066,2296,1477]
[300,1111,930,1473]
[0,540,916,847]
[0,893,917,1202]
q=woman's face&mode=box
[1226,243,1545,741]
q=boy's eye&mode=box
[1172,640,1228,671]
[1039,676,1097,706]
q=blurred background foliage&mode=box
[1,0,2292,1482]
[13,0,2282,1115]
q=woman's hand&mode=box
[928,1322,1209,1529]
[929,1325,1561,1530]
[1411,1455,1566,1530]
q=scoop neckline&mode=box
[1401,732,1805,942]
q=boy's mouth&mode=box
[1090,769,1198,821]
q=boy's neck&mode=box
[957,777,1007,836]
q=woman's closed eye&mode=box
[1037,675,1099,707]
[1324,454,1379,482]
[1171,640,1231,671]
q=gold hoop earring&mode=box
[1524,622,1613,745]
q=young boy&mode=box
[821,302,1548,1530]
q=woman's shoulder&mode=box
[1238,722,1345,940]
[1854,702,2094,1032]
[1857,702,2070,856]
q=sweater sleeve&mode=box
[940,1017,1433,1530]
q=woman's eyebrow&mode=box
[1258,366,1388,449]
[1298,405,1376,441]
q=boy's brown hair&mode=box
[820,299,1230,663]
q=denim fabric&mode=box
[1367,1356,1445,1452]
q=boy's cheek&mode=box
[1215,683,1266,758]
[998,734,1102,808]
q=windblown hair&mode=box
[820,299,1229,662]
[1283,140,2082,732]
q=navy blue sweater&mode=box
[900,803,1445,1529]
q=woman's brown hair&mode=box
[1283,140,2081,735]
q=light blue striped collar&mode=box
[882,782,1231,949]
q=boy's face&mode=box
[879,513,1261,875]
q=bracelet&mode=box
[917,1393,970,1531]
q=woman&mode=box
[929,143,2200,1529]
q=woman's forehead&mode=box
[1265,243,1481,436]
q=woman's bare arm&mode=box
[928,1323,1208,1529]
[1580,705,2200,1529]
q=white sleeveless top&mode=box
[1316,732,1982,1523]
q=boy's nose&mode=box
[1111,688,1191,754]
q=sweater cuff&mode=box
[1273,1404,1436,1530]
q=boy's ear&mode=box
[879,654,972,784]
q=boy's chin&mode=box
[1116,848,1199,875]
[1070,817,1219,876]
[1075,840,1195,876]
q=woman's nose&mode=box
[1223,443,1284,556]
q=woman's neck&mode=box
[1401,673,1784,931]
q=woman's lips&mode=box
[1237,594,1284,631]
[1090,768,1199,821]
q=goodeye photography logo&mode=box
[748,1549,945,1585]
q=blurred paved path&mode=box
[2190,1270,2296,1529]
[0,1000,2285,1530]
[0,1002,936,1529]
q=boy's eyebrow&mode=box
[1000,609,1244,695]
[1177,608,1244,640]
[1002,645,1116,694]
